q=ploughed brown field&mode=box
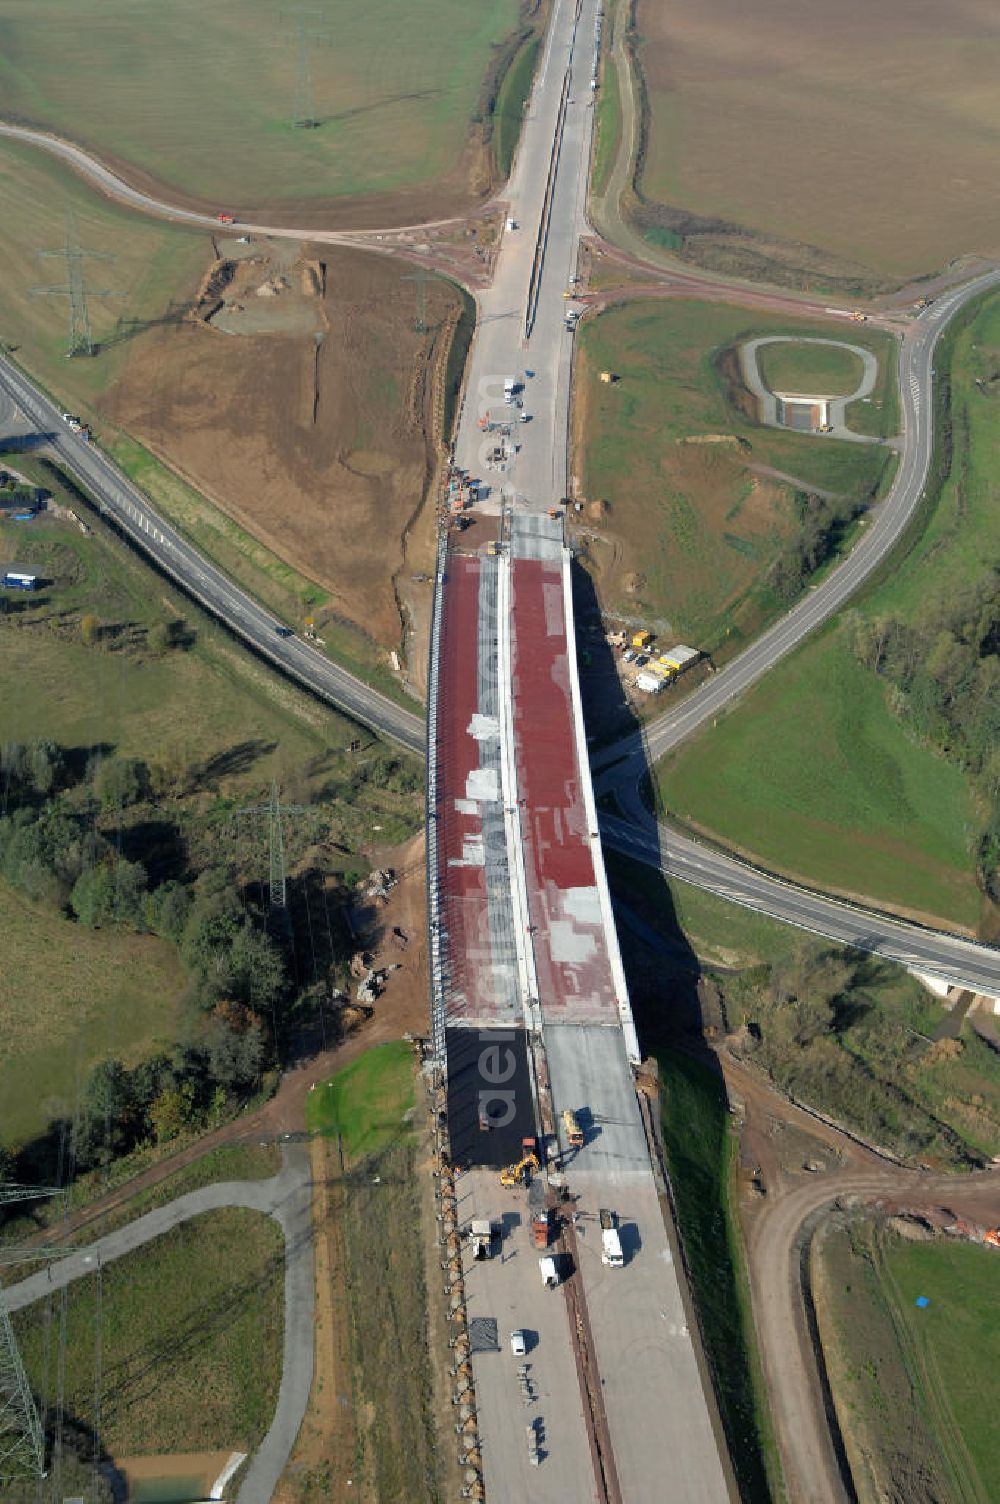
[104,244,460,646]
[635,0,1000,283]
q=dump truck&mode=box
[600,1208,624,1267]
[562,1109,584,1149]
[528,1179,552,1248]
[470,1219,496,1260]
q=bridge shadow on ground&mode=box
[571,559,713,1049]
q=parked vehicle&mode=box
[600,1208,624,1268]
[510,1329,527,1356]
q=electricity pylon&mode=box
[285,8,328,128]
[0,1184,65,1482]
[402,268,432,334]
[237,781,305,916]
[31,210,122,358]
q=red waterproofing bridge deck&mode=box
[510,557,618,1023]
[435,553,519,1027]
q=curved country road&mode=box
[0,121,468,243]
[4,1147,314,1504]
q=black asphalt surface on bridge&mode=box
[445,1026,534,1170]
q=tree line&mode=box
[0,739,292,1179]
[845,564,1000,896]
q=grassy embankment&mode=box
[0,475,422,1147]
[817,1220,1000,1502]
[0,0,520,206]
[654,289,1000,931]
[11,1206,284,1456]
[591,7,623,199]
[631,0,1000,287]
[0,139,424,694]
[658,1052,782,1503]
[492,30,541,179]
[576,299,896,651]
[306,1042,439,1503]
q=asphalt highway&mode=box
[0,355,425,754]
[600,808,1000,995]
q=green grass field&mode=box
[654,289,1000,927]
[882,1237,1000,1497]
[0,0,521,208]
[12,1206,284,1456]
[577,300,896,650]
[818,1222,1000,1502]
[0,139,206,406]
[655,632,979,927]
[756,339,864,397]
[0,881,185,1149]
[657,1052,781,1502]
[306,1040,416,1159]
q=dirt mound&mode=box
[103,243,459,647]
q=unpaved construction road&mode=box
[721,1053,1000,1504]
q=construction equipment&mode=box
[216,212,236,224]
[631,630,651,649]
[562,1109,584,1149]
[985,1228,1000,1249]
[469,1219,497,1260]
[539,1255,560,1289]
[500,1151,540,1188]
[599,370,616,384]
[547,506,561,519]
[528,1179,553,1248]
[851,310,868,322]
[600,1208,624,1267]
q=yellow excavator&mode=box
[500,1151,540,1188]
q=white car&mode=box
[510,1329,527,1356]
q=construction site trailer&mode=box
[1,567,38,591]
[635,671,664,694]
[663,644,701,672]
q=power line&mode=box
[31,209,123,358]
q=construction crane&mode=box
[0,1184,67,1483]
